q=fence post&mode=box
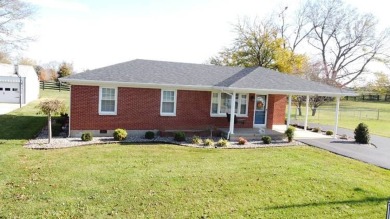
[59,82,61,92]
[377,109,380,120]
[42,81,45,90]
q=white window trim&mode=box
[98,87,118,115]
[210,92,249,117]
[160,89,177,116]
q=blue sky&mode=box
[23,0,390,79]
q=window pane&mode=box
[162,102,174,113]
[212,103,218,114]
[240,95,247,114]
[102,88,115,100]
[163,91,174,102]
[220,93,230,113]
[101,100,115,112]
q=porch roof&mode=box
[61,59,355,97]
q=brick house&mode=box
[60,59,353,138]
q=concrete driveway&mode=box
[0,103,21,115]
[295,122,390,170]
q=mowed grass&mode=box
[1,90,390,217]
[1,144,390,218]
[291,100,390,137]
[0,90,69,139]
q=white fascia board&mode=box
[59,79,357,97]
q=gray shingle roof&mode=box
[61,59,355,96]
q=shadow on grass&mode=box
[264,196,390,210]
[0,114,46,140]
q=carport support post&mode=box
[229,91,236,137]
[286,94,292,128]
[333,96,340,139]
[304,95,309,130]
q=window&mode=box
[161,90,176,116]
[5,88,10,91]
[0,88,3,91]
[99,87,117,115]
[12,88,18,91]
[210,92,248,116]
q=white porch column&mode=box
[287,94,292,128]
[333,96,340,139]
[304,95,309,130]
[229,91,236,135]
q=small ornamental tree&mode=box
[37,99,66,143]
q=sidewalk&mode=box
[292,121,390,170]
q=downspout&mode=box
[14,65,22,108]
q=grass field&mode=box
[291,100,390,137]
[1,90,390,217]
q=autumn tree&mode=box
[210,18,308,74]
[37,99,66,143]
[367,72,390,95]
[57,62,73,78]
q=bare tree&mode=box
[0,0,35,51]
[303,0,390,87]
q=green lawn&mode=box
[1,91,390,217]
[290,100,390,137]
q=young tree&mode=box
[367,72,390,95]
[37,99,66,143]
[57,62,73,78]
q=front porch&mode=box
[219,127,286,141]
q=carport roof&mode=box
[61,59,356,96]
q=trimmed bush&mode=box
[204,138,214,147]
[113,128,127,141]
[145,131,155,139]
[354,123,370,144]
[326,130,333,136]
[174,132,186,142]
[285,127,295,142]
[81,132,93,141]
[261,136,272,144]
[237,137,247,145]
[192,135,203,145]
[312,127,321,133]
[217,138,230,147]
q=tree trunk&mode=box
[297,107,302,116]
[48,113,52,143]
[311,108,317,116]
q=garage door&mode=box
[0,82,20,103]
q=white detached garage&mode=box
[0,64,39,104]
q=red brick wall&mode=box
[71,86,256,131]
[266,94,287,129]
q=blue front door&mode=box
[254,95,267,126]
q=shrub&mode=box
[145,131,155,139]
[217,138,230,147]
[354,123,370,144]
[204,138,214,147]
[285,127,295,142]
[174,132,186,142]
[192,135,203,145]
[237,137,247,145]
[261,136,272,144]
[326,130,333,136]
[81,132,93,141]
[113,128,127,141]
[312,127,321,133]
